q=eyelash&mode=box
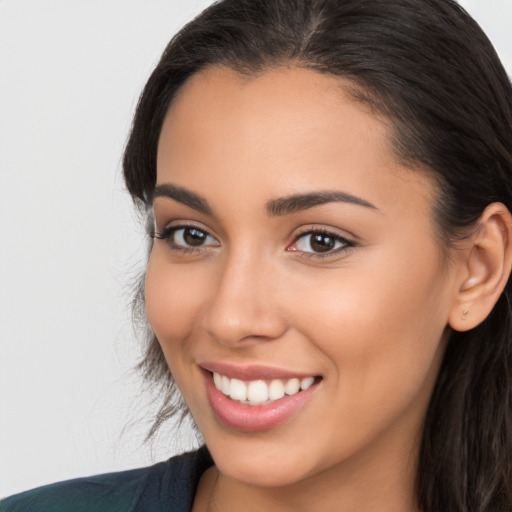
[153,225,356,259]
[153,225,218,254]
[289,229,356,260]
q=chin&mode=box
[199,426,331,489]
[215,454,313,488]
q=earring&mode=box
[462,309,469,320]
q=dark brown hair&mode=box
[123,1,512,510]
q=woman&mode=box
[2,0,512,511]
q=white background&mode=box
[1,0,511,498]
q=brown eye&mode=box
[154,225,219,250]
[289,230,354,256]
[309,233,336,253]
[182,227,208,246]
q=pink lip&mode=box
[201,367,320,432]
[200,361,317,381]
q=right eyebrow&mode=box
[151,183,213,215]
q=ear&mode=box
[449,202,512,332]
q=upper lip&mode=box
[199,361,319,381]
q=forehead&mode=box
[156,65,435,217]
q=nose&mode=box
[202,250,288,347]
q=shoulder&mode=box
[0,446,213,512]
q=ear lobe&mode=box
[449,203,512,332]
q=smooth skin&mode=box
[145,66,512,512]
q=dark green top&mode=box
[0,447,213,512]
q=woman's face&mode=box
[146,66,460,488]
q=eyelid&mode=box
[153,215,211,233]
[287,226,356,258]
[153,223,220,252]
[289,225,356,243]
[153,218,216,237]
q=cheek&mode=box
[286,262,448,454]
[144,249,205,349]
[287,247,449,396]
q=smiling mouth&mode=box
[212,372,321,406]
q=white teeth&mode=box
[300,377,315,390]
[247,380,269,405]
[229,378,247,401]
[213,372,222,390]
[284,378,300,395]
[212,372,316,405]
[221,375,231,395]
[268,379,285,400]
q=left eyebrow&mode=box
[266,191,377,216]
[151,183,213,215]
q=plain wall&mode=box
[1,0,511,497]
